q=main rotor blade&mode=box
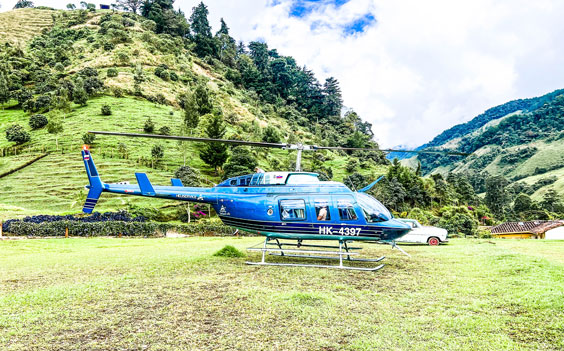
[89,131,469,156]
[88,131,289,149]
[313,145,469,156]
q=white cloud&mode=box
[4,0,564,147]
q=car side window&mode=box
[280,199,307,221]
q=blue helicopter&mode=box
[83,131,466,271]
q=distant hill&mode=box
[410,89,564,200]
[0,8,387,219]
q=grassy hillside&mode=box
[0,9,387,220]
[405,90,564,201]
[0,8,55,44]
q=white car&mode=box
[396,219,449,246]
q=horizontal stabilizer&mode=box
[135,173,155,196]
[358,176,385,193]
[171,178,183,187]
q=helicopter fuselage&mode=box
[82,150,410,242]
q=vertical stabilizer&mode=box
[82,148,104,214]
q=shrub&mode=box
[29,114,48,129]
[169,71,178,81]
[82,133,96,144]
[5,124,31,144]
[112,87,124,98]
[143,118,155,133]
[103,41,115,51]
[159,126,171,135]
[101,104,112,115]
[107,67,118,77]
[213,245,245,258]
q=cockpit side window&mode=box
[280,199,307,221]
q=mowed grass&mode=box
[0,238,562,350]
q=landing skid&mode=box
[246,238,385,271]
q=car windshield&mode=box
[355,193,392,222]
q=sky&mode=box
[2,0,564,147]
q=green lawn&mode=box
[0,238,562,350]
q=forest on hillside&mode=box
[1,1,563,234]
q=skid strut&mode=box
[246,238,385,271]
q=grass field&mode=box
[1,237,562,350]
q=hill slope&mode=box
[0,8,387,220]
[410,89,564,200]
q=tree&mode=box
[189,2,215,57]
[82,132,96,144]
[73,79,88,106]
[194,83,213,115]
[13,0,34,9]
[47,120,64,150]
[0,72,9,109]
[541,189,563,213]
[142,0,189,37]
[174,165,202,187]
[199,112,229,172]
[144,118,155,133]
[513,193,534,214]
[151,144,164,167]
[183,91,199,133]
[5,124,30,145]
[29,114,48,129]
[66,3,76,10]
[262,126,281,143]
[115,0,142,14]
[223,147,257,179]
[322,77,342,116]
[485,175,509,219]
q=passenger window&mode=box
[314,200,330,221]
[280,199,307,221]
[337,200,357,221]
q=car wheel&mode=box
[428,237,440,246]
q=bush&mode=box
[107,67,118,77]
[213,245,245,258]
[29,114,48,129]
[112,87,124,98]
[159,126,171,135]
[101,104,112,115]
[5,124,31,144]
[174,165,202,186]
[82,132,96,144]
[144,118,154,133]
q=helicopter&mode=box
[82,131,467,271]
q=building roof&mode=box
[491,220,564,234]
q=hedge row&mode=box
[3,220,236,237]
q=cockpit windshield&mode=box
[355,193,392,222]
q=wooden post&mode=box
[0,220,3,238]
[119,233,122,238]
[65,227,68,238]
